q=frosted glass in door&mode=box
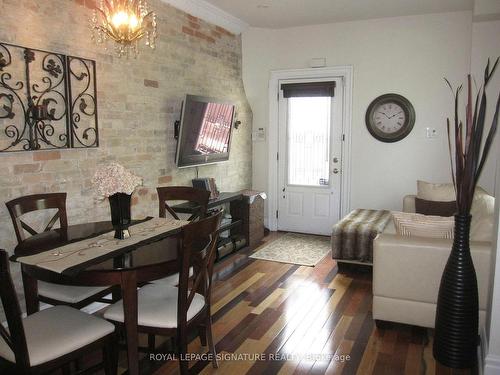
[287,97,331,186]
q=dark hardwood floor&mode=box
[1,232,474,375]
[149,232,473,375]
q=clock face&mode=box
[365,94,415,142]
[372,102,406,134]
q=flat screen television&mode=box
[175,95,235,168]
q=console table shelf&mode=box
[218,219,243,233]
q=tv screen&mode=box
[175,95,235,168]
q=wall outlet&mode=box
[426,127,437,139]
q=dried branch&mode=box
[446,57,499,214]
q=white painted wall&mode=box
[484,144,500,374]
[474,0,500,18]
[239,3,499,369]
[472,18,500,375]
[471,20,500,194]
[242,11,473,217]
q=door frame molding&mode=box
[267,66,353,231]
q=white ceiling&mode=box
[201,0,474,29]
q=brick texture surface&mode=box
[0,0,253,293]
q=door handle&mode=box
[333,168,339,174]
[333,157,339,163]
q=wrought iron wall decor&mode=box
[0,42,98,152]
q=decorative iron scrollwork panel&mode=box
[67,56,98,148]
[0,43,30,151]
[0,42,98,152]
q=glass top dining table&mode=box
[11,217,191,375]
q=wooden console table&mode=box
[172,190,265,258]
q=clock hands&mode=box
[389,111,403,119]
[377,111,390,119]
[377,110,402,120]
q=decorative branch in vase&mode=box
[434,57,499,368]
[92,162,142,239]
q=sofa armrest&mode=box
[373,233,491,309]
[403,195,416,213]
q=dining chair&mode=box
[5,193,112,309]
[104,211,223,374]
[153,186,211,287]
[157,186,210,221]
[0,249,117,375]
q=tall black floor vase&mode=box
[434,214,478,368]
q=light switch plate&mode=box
[252,128,266,142]
[426,127,437,138]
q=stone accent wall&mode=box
[0,0,252,255]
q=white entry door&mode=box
[277,78,343,235]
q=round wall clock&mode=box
[365,93,415,142]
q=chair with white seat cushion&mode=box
[37,281,109,305]
[104,211,222,375]
[150,267,194,287]
[0,249,117,374]
[6,193,112,309]
[104,284,205,329]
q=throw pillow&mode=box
[392,211,454,239]
[415,197,457,217]
[416,180,456,201]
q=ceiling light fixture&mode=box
[90,0,157,57]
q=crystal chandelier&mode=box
[90,0,157,57]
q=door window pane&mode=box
[287,97,331,186]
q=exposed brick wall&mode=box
[0,1,252,255]
[181,14,235,44]
[74,0,96,9]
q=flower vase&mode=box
[108,193,132,239]
[433,214,478,368]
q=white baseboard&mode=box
[484,354,500,375]
[480,323,500,375]
[479,325,488,375]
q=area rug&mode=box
[249,233,331,266]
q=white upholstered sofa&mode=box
[373,185,495,329]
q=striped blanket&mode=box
[331,209,391,263]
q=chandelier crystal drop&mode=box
[90,0,157,57]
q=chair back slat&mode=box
[0,250,30,368]
[44,211,61,232]
[21,221,38,236]
[5,193,68,244]
[165,205,181,221]
[157,186,210,222]
[0,323,12,350]
[177,211,222,328]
